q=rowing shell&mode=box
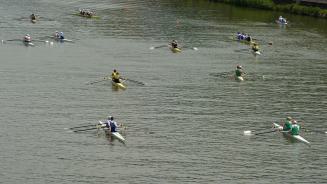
[235,76,244,81]
[23,41,34,46]
[170,47,181,53]
[73,13,100,19]
[98,121,126,142]
[111,80,126,90]
[252,50,261,56]
[276,20,287,25]
[273,123,310,145]
[53,37,74,43]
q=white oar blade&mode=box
[243,130,253,136]
[193,47,198,51]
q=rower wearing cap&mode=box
[235,65,244,77]
[59,32,64,39]
[105,116,122,132]
[111,69,121,83]
[281,117,293,132]
[24,34,31,42]
[290,120,300,135]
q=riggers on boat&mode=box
[98,121,126,142]
[273,123,310,145]
[111,79,126,90]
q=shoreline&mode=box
[210,0,327,18]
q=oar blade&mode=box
[243,130,253,136]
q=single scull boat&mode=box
[98,121,126,142]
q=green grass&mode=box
[215,0,327,18]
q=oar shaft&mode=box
[254,129,277,135]
[70,124,96,129]
[73,127,97,132]
[87,77,108,85]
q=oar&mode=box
[86,77,109,85]
[122,78,145,86]
[182,46,198,51]
[149,45,168,50]
[5,39,21,42]
[244,129,277,136]
[33,39,54,45]
[69,124,98,129]
[73,127,98,132]
[302,127,327,134]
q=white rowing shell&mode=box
[98,121,126,142]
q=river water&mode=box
[1,0,326,183]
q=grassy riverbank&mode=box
[212,0,327,18]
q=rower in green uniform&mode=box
[235,65,245,79]
[282,117,292,132]
[290,120,300,135]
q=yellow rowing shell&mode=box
[170,47,181,53]
[111,80,126,90]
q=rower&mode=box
[246,35,252,42]
[59,32,64,39]
[54,31,59,38]
[279,16,287,23]
[280,117,293,132]
[105,116,119,132]
[30,13,36,20]
[23,34,31,42]
[252,42,259,52]
[111,69,121,83]
[171,40,178,48]
[235,65,244,78]
[237,32,242,40]
[290,120,300,135]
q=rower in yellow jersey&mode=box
[252,42,259,52]
[111,69,126,89]
[111,69,121,83]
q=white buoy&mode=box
[50,42,54,45]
